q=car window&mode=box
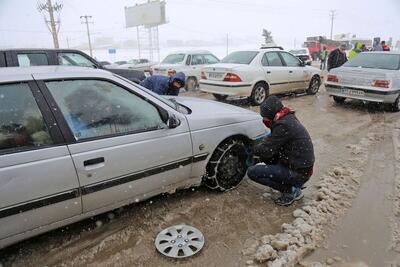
[264,52,283,67]
[162,54,185,64]
[202,54,219,64]
[261,53,269,66]
[280,52,301,67]
[191,55,204,65]
[0,52,5,67]
[344,53,400,70]
[0,83,53,151]
[17,53,49,67]
[221,51,259,64]
[58,53,97,68]
[46,80,166,141]
[185,55,191,65]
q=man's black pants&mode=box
[247,163,310,193]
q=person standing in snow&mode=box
[348,42,363,60]
[327,43,347,71]
[320,46,328,70]
[247,96,315,206]
[140,72,185,96]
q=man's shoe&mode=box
[274,187,303,206]
[293,187,304,201]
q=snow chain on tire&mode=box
[204,139,247,191]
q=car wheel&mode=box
[213,94,228,101]
[390,95,400,112]
[333,96,346,104]
[185,77,197,91]
[204,139,247,191]
[250,82,268,106]
[306,76,320,95]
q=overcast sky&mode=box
[0,0,399,49]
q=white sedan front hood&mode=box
[174,97,261,131]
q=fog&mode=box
[0,0,399,53]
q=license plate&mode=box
[208,72,224,79]
[341,88,365,96]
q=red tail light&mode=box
[223,73,242,82]
[201,71,207,80]
[372,80,390,88]
[327,74,338,83]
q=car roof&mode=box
[0,66,113,83]
[0,48,85,53]
[167,50,213,55]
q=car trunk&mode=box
[201,63,243,81]
[334,67,393,87]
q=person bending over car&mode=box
[247,96,315,206]
[140,72,185,96]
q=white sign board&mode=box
[125,1,166,28]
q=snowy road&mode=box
[1,86,399,267]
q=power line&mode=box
[80,15,93,57]
[329,10,337,40]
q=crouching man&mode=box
[140,72,185,96]
[247,96,315,206]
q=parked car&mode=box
[289,48,313,65]
[325,51,400,111]
[119,58,155,74]
[0,66,267,249]
[0,49,145,83]
[199,47,322,105]
[114,60,128,65]
[151,50,220,90]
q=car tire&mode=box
[185,77,197,91]
[390,95,400,112]
[250,82,269,106]
[213,94,228,101]
[204,138,247,191]
[333,96,346,104]
[306,76,320,95]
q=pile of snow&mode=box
[243,133,379,267]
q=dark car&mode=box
[0,49,145,83]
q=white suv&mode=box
[151,50,220,90]
[200,47,322,105]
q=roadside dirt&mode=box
[1,88,399,267]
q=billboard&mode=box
[125,1,166,28]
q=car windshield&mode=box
[221,51,259,64]
[289,49,308,55]
[344,53,400,70]
[161,54,185,64]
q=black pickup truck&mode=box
[0,49,146,83]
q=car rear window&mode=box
[289,49,308,55]
[344,53,400,70]
[221,51,259,64]
[161,54,185,64]
[17,53,48,67]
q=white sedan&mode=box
[199,48,322,105]
[325,52,400,111]
[0,66,266,248]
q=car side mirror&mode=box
[299,61,306,67]
[167,114,181,129]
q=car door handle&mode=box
[267,71,271,74]
[289,70,293,73]
[84,157,105,166]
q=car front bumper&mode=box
[325,84,400,104]
[199,81,253,97]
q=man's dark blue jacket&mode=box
[139,72,186,96]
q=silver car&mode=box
[0,66,267,248]
[325,52,400,111]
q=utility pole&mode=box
[38,0,63,48]
[81,15,93,57]
[66,37,70,48]
[329,10,336,40]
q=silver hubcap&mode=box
[155,225,205,258]
[254,86,266,103]
[187,79,196,90]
